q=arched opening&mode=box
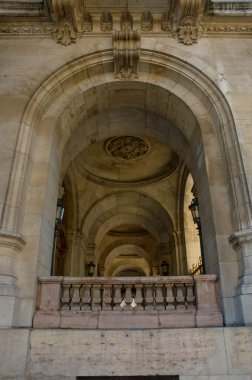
[3,50,249,326]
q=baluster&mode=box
[102,284,113,311]
[165,283,175,310]
[61,283,71,311]
[91,284,102,311]
[71,284,81,311]
[124,284,132,308]
[113,284,123,310]
[144,284,155,310]
[185,282,196,310]
[155,283,165,310]
[134,284,143,310]
[80,284,92,311]
[175,283,186,310]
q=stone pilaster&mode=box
[229,228,252,325]
[0,229,25,327]
[195,274,223,327]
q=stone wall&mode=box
[1,327,252,380]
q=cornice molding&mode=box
[1,20,251,38]
[0,229,26,252]
[0,1,252,42]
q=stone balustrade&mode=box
[33,275,223,329]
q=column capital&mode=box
[0,228,26,252]
[229,228,252,249]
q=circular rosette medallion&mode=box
[105,136,151,161]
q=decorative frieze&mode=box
[203,23,252,33]
[0,23,56,34]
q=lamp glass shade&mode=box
[87,261,95,276]
[56,198,64,225]
[161,260,169,276]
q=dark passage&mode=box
[77,377,179,380]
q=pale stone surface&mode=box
[0,329,30,379]
[28,328,228,378]
[224,327,252,375]
[1,327,252,380]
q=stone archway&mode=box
[2,49,250,326]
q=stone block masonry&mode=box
[1,327,252,379]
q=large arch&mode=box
[2,49,250,326]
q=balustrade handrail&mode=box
[38,275,198,285]
[34,275,223,329]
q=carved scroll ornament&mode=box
[113,29,140,79]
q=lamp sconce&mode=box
[188,197,200,228]
[55,198,65,226]
[87,261,95,277]
[50,197,64,275]
[161,260,169,276]
[188,196,206,274]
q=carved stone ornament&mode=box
[178,16,198,45]
[105,136,151,161]
[52,0,80,45]
[121,10,133,30]
[83,11,92,32]
[113,29,140,79]
[141,11,153,32]
[1,0,251,42]
[56,18,77,45]
[161,9,171,32]
[101,11,113,32]
[174,0,203,45]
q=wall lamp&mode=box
[188,197,206,274]
[161,260,169,276]
[51,197,65,275]
[87,261,96,277]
